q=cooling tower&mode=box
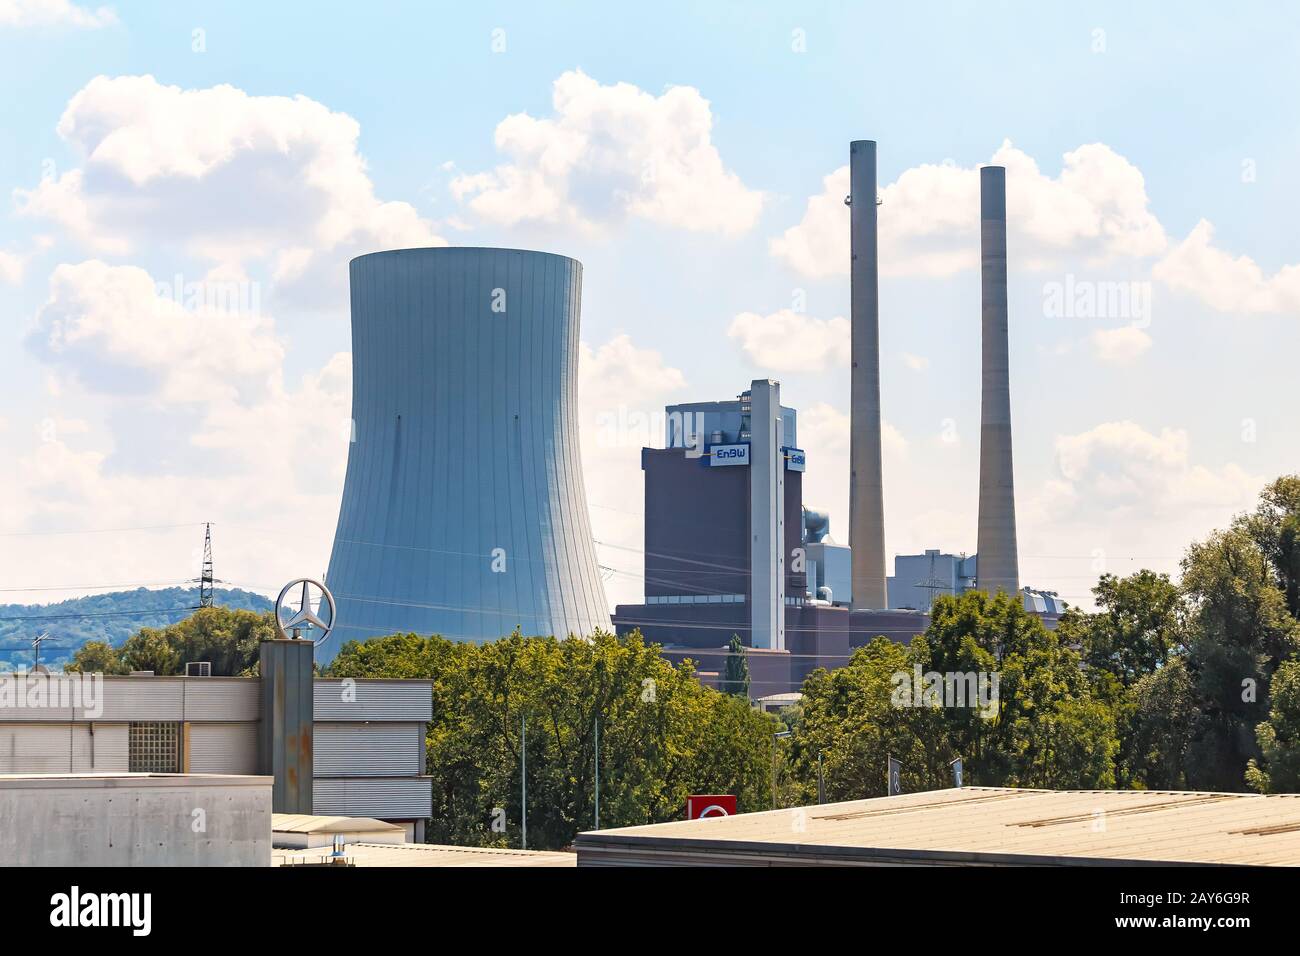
[849,140,888,609]
[319,247,610,662]
[975,167,1020,596]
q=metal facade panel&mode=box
[313,680,432,721]
[189,722,259,774]
[97,679,185,720]
[314,722,423,776]
[0,724,97,773]
[93,722,129,771]
[180,679,260,721]
[312,777,433,819]
[320,247,609,662]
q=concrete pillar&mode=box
[750,380,785,650]
[976,166,1020,597]
[258,640,314,813]
[849,140,888,609]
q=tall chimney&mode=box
[849,140,888,609]
[976,166,1020,597]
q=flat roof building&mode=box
[0,672,433,840]
[575,787,1300,866]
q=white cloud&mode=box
[796,401,906,533]
[16,75,443,302]
[771,140,1166,278]
[0,251,23,284]
[28,260,283,406]
[0,236,53,284]
[799,401,906,459]
[901,352,929,371]
[726,309,849,372]
[0,0,115,28]
[452,70,763,235]
[1050,421,1255,515]
[1009,420,1263,605]
[1,260,353,602]
[1090,325,1152,365]
[1153,219,1300,315]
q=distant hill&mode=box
[0,587,273,670]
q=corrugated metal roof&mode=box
[273,842,575,867]
[575,787,1300,866]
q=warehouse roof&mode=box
[274,842,576,867]
[575,787,1300,866]
[271,813,403,835]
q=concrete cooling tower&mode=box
[320,247,610,663]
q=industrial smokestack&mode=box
[976,166,1020,597]
[849,140,888,610]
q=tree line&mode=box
[59,475,1300,849]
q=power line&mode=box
[0,522,205,538]
[0,605,198,624]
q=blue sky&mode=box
[2,0,1298,612]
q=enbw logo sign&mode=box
[709,443,750,467]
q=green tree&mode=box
[1247,659,1300,793]
[1057,570,1189,788]
[328,628,776,850]
[791,591,1117,799]
[1072,571,1185,685]
[1126,656,1195,789]
[64,639,128,675]
[721,634,750,699]
[64,606,278,677]
[118,628,183,675]
[1181,525,1299,791]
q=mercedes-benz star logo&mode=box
[275,578,336,645]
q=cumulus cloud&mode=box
[798,401,906,459]
[726,309,850,372]
[452,70,763,235]
[1050,421,1255,515]
[0,250,23,284]
[1090,325,1152,365]
[28,260,283,405]
[0,0,115,28]
[771,140,1167,278]
[3,262,353,602]
[15,75,443,302]
[1153,219,1300,315]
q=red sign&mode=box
[686,794,737,820]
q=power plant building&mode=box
[612,382,929,696]
[322,247,610,663]
[319,149,1057,694]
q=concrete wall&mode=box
[0,773,271,866]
